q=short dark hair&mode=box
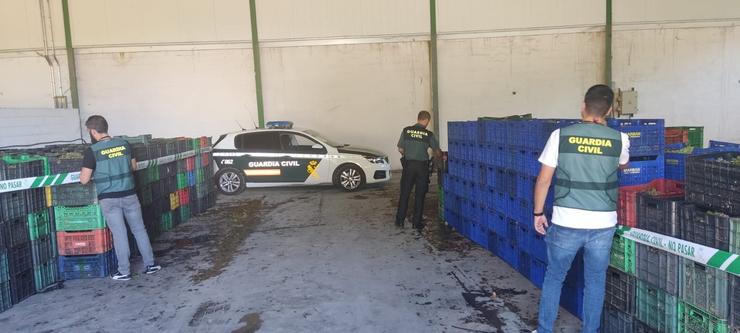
[417,110,431,120]
[584,84,614,117]
[85,115,109,133]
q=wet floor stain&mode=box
[189,301,231,327]
[231,312,263,333]
[191,199,264,283]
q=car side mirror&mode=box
[311,144,323,150]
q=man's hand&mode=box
[534,215,549,235]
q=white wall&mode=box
[0,108,82,148]
[2,0,740,167]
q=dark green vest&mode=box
[91,138,135,196]
[554,123,622,211]
[400,125,434,161]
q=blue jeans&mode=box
[536,224,615,333]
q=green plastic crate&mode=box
[146,166,160,184]
[0,253,9,283]
[191,138,200,152]
[54,205,106,231]
[196,169,205,184]
[679,258,730,319]
[180,205,190,223]
[177,173,188,190]
[678,301,728,333]
[610,234,636,275]
[27,210,51,240]
[0,154,50,176]
[637,280,678,333]
[160,211,173,233]
[33,260,58,292]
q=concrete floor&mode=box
[0,172,580,333]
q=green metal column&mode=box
[429,0,440,135]
[249,0,265,128]
[61,0,79,109]
[605,0,613,87]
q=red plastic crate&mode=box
[185,157,195,171]
[199,136,208,148]
[56,228,113,256]
[201,153,210,167]
[665,128,689,145]
[178,188,190,206]
[618,179,683,227]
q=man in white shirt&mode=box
[532,85,629,333]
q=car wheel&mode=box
[334,164,365,192]
[216,168,245,195]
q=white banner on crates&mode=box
[616,225,740,276]
[0,147,212,194]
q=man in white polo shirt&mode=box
[532,85,630,333]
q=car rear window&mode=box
[234,132,280,152]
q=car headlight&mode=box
[365,156,388,164]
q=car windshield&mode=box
[303,130,345,147]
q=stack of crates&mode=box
[0,154,54,312]
[665,126,704,148]
[45,149,116,281]
[445,118,589,318]
[681,149,740,333]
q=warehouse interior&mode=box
[1,1,740,332]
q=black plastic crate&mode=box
[0,158,47,180]
[636,243,679,295]
[48,156,83,174]
[51,183,96,206]
[637,192,684,237]
[685,151,740,215]
[605,267,636,314]
[148,143,163,159]
[681,204,731,251]
[26,188,45,213]
[5,217,29,248]
[634,320,659,333]
[0,222,7,250]
[0,191,28,220]
[159,164,176,181]
[176,139,188,154]
[602,305,634,333]
[177,159,187,173]
[8,243,33,276]
[131,143,149,161]
[10,268,34,304]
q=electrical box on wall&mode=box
[615,88,638,116]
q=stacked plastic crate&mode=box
[681,146,740,333]
[0,154,55,312]
[445,118,590,318]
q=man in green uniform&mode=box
[395,111,440,230]
[532,85,630,333]
[80,115,161,281]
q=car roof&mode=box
[224,128,310,136]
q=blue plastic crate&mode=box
[524,151,542,177]
[510,149,525,173]
[709,140,740,148]
[487,230,498,255]
[561,284,585,320]
[187,171,196,187]
[58,250,117,280]
[472,222,488,248]
[607,119,665,158]
[530,257,547,289]
[530,232,548,262]
[518,250,531,279]
[619,155,665,186]
[506,218,518,245]
[516,174,536,200]
[497,235,519,270]
[492,211,507,236]
[516,224,531,250]
[666,145,740,181]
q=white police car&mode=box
[212,121,391,194]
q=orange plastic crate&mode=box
[665,128,689,145]
[56,228,113,256]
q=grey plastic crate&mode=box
[637,192,684,237]
[605,267,636,314]
[682,204,731,251]
[601,305,634,333]
[636,242,679,295]
[731,275,740,329]
[679,257,730,320]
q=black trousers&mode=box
[395,159,430,227]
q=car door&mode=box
[233,131,283,183]
[275,131,329,184]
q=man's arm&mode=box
[618,133,630,169]
[131,158,138,171]
[80,168,93,185]
[397,131,405,155]
[533,165,555,235]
